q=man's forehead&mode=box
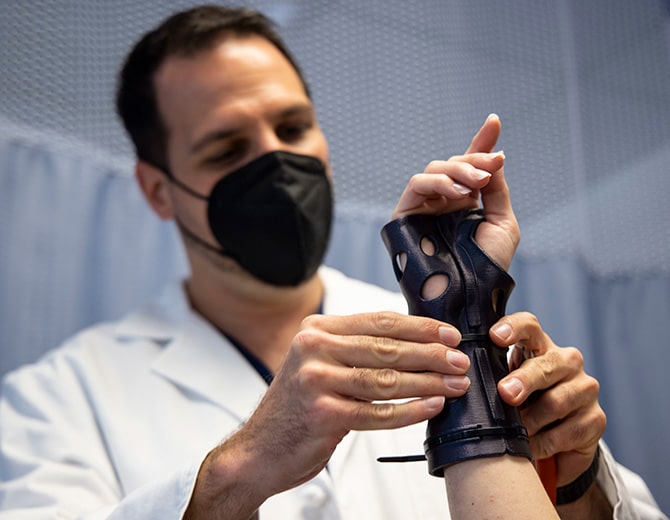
[154,35,302,111]
[156,35,289,87]
[153,34,312,152]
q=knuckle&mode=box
[424,160,444,171]
[407,173,425,189]
[565,418,594,447]
[593,408,607,436]
[299,313,325,332]
[518,311,539,325]
[292,328,324,356]
[296,361,328,389]
[371,311,400,332]
[374,369,400,397]
[538,408,606,459]
[308,395,338,426]
[563,346,585,370]
[368,336,401,364]
[546,388,571,420]
[570,411,606,450]
[520,312,545,337]
[353,367,400,399]
[557,379,592,418]
[583,374,600,398]
[371,401,396,423]
[576,380,597,405]
[533,352,558,385]
[546,418,586,455]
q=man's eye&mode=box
[205,145,244,166]
[277,122,311,142]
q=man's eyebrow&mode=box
[277,103,314,118]
[189,103,314,155]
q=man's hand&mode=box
[490,312,606,488]
[186,313,472,519]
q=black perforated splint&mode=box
[381,209,531,476]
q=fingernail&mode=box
[487,150,505,160]
[447,349,470,370]
[492,323,512,341]
[500,377,523,399]
[439,326,461,346]
[444,375,471,391]
[487,113,499,122]
[453,183,471,195]
[472,170,492,181]
[425,395,446,412]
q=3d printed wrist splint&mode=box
[381,209,531,477]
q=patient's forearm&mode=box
[443,455,559,520]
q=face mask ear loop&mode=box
[160,165,210,201]
[156,165,228,256]
[173,216,230,256]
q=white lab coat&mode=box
[0,267,665,519]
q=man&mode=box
[0,5,664,519]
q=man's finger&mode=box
[300,312,460,345]
[489,312,551,355]
[498,348,583,405]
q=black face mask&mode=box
[167,150,333,286]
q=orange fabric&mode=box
[537,456,557,505]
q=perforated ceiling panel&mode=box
[1,0,669,276]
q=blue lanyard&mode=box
[221,303,323,386]
[224,332,275,385]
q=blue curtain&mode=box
[0,120,188,375]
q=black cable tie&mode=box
[377,454,427,463]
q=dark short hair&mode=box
[116,4,310,169]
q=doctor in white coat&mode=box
[0,5,666,519]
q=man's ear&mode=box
[135,160,174,220]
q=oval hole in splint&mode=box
[419,235,449,299]
[421,273,449,300]
[395,252,408,273]
[420,236,437,256]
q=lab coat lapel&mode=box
[151,314,269,422]
[118,280,269,422]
